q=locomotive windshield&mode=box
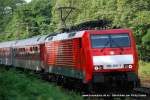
[91,33,131,48]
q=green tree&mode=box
[0,0,25,33]
[4,0,52,39]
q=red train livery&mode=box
[0,29,140,89]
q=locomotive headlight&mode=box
[94,66,99,70]
[129,65,133,69]
[94,65,103,70]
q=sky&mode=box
[25,0,31,3]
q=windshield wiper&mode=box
[100,40,110,52]
[110,38,124,52]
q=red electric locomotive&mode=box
[42,29,140,89]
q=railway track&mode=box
[81,86,150,100]
[131,87,150,100]
[134,87,150,95]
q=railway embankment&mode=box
[0,66,83,100]
[0,61,150,100]
[139,61,150,88]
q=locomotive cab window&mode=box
[91,33,131,48]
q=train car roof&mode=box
[0,41,16,48]
[13,34,52,47]
[38,35,50,44]
[0,31,85,48]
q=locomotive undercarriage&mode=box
[92,72,140,90]
[42,71,140,94]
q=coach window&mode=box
[19,48,21,56]
[18,48,20,57]
[14,48,16,57]
[32,47,34,54]
[32,47,34,55]
[20,48,22,56]
[35,47,38,54]
[5,49,7,56]
[30,47,33,55]
[33,47,35,51]
[15,48,17,55]
[17,48,19,57]
[21,48,23,56]
[33,47,35,53]
[24,48,25,56]
[20,48,22,52]
[20,48,22,55]
[35,47,38,51]
[2,50,3,56]
[6,49,8,57]
[23,48,25,55]
[25,48,27,56]
[30,47,32,51]
[3,49,5,53]
[0,49,3,56]
[6,49,8,56]
[26,48,29,57]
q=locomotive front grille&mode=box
[92,72,138,83]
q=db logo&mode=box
[110,51,114,55]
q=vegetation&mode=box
[0,0,150,61]
[0,67,83,100]
[139,61,150,77]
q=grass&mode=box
[0,67,83,100]
[139,61,150,78]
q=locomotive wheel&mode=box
[136,79,141,88]
[82,82,93,94]
[127,81,134,90]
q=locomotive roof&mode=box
[46,31,85,42]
